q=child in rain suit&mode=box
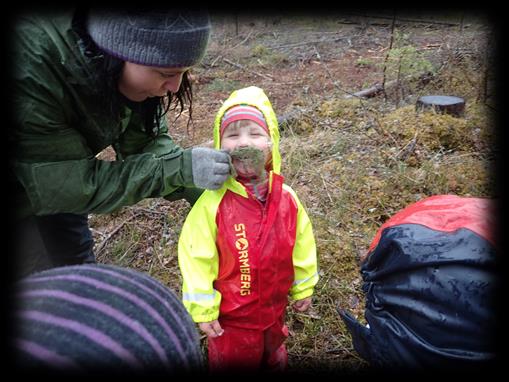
[178,86,319,372]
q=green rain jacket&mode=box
[9,12,199,220]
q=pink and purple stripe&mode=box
[15,338,81,369]
[22,272,191,368]
[17,310,142,368]
[19,289,169,365]
[220,105,268,136]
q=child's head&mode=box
[220,105,272,179]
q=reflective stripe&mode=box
[293,272,318,286]
[183,291,216,302]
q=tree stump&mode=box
[415,95,465,117]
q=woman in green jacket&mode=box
[9,8,230,278]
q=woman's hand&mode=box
[198,320,224,338]
[191,148,231,189]
[292,297,312,312]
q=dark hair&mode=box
[71,9,194,138]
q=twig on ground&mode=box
[95,212,142,256]
[381,11,397,101]
[395,130,418,161]
[319,172,334,205]
[273,36,350,49]
[128,206,168,217]
[89,228,107,238]
[313,46,361,99]
[209,54,222,67]
[294,311,322,320]
[231,30,254,50]
[222,58,274,80]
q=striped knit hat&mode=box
[11,264,204,374]
[220,104,268,136]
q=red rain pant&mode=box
[207,321,289,372]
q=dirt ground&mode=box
[92,12,497,374]
[170,12,494,142]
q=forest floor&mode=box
[91,11,498,374]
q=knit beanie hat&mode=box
[11,264,204,374]
[87,9,211,68]
[220,105,269,137]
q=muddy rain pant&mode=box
[207,320,289,373]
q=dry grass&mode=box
[90,13,497,373]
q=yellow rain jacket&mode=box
[178,86,318,330]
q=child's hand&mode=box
[198,320,224,338]
[292,297,312,312]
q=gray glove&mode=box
[191,147,231,190]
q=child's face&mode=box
[221,120,272,178]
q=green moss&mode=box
[204,78,243,93]
[317,98,363,120]
[229,146,266,178]
[380,104,481,153]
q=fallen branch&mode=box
[128,207,168,217]
[95,212,141,256]
[277,107,307,131]
[231,30,254,50]
[395,131,419,161]
[350,83,385,98]
[273,36,350,49]
[209,54,222,67]
[342,12,461,27]
[222,58,274,80]
[345,71,432,99]
[294,311,322,320]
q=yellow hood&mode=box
[213,86,281,175]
